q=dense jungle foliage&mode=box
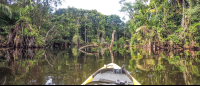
[120,0,200,49]
[0,0,200,49]
[0,0,127,48]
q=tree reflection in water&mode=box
[129,47,200,85]
[0,47,199,85]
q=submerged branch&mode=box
[44,52,53,67]
[15,62,31,81]
[110,48,114,63]
[79,49,98,55]
[78,44,99,55]
[79,44,99,50]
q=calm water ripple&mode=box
[0,46,200,85]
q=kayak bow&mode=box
[82,63,141,85]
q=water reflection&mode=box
[0,46,200,85]
[129,47,200,85]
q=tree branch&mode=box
[45,52,53,67]
[45,25,55,42]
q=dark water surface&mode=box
[0,46,200,85]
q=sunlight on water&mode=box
[45,76,55,85]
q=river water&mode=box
[0,46,200,85]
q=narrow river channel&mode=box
[0,46,200,85]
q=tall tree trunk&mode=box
[149,37,151,48]
[162,4,171,36]
[130,32,133,46]
[76,18,80,46]
[153,0,158,15]
[85,22,87,44]
[181,0,185,28]
[124,31,125,39]
[188,0,193,44]
[181,0,186,38]
[97,24,100,42]
[65,42,68,49]
[88,27,90,43]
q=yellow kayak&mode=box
[82,63,141,85]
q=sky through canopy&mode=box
[56,0,135,22]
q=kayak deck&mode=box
[92,71,132,82]
[82,63,140,85]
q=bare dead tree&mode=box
[110,30,116,50]
[110,30,116,63]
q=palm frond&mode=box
[0,3,12,19]
[135,25,149,32]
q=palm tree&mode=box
[0,1,12,19]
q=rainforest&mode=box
[0,0,200,49]
[0,0,200,85]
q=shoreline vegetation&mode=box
[0,0,200,51]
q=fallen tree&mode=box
[78,30,116,56]
[78,44,99,50]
